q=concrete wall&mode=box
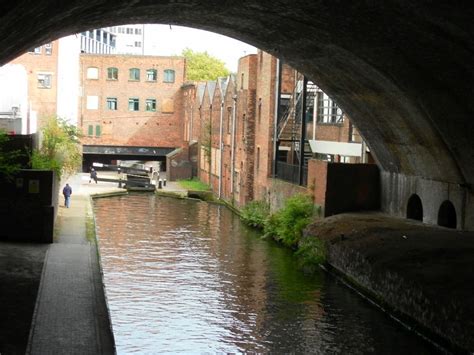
[381,172,473,230]
[267,178,309,212]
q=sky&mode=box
[142,25,257,72]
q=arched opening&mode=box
[406,194,423,221]
[437,200,457,229]
[0,2,472,192]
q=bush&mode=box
[295,236,327,272]
[31,117,82,179]
[0,130,23,181]
[241,200,270,229]
[264,194,314,248]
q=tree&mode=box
[31,116,82,179]
[0,130,23,181]
[182,48,230,81]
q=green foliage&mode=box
[263,194,314,248]
[0,130,23,180]
[31,117,82,179]
[177,177,210,191]
[241,200,270,229]
[182,48,230,81]
[295,236,327,272]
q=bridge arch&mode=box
[1,1,473,228]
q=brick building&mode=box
[178,50,372,211]
[8,41,60,132]
[79,54,186,168]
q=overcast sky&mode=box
[143,24,257,72]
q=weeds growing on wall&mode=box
[241,200,270,229]
[264,194,315,248]
[241,194,326,270]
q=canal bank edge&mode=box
[305,213,474,354]
[88,191,128,354]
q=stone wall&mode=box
[381,171,473,230]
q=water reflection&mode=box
[94,194,437,354]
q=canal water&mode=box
[94,194,437,354]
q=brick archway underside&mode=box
[1,1,473,186]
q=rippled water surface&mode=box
[94,194,436,354]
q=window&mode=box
[129,68,140,81]
[146,99,156,112]
[106,98,117,110]
[258,98,262,123]
[135,28,142,35]
[242,114,246,139]
[37,73,52,88]
[44,43,52,55]
[146,69,157,81]
[126,28,133,34]
[87,125,93,136]
[107,67,118,80]
[95,30,101,41]
[163,69,175,83]
[134,41,142,48]
[95,125,101,137]
[86,96,99,110]
[316,91,343,123]
[128,98,139,111]
[87,67,99,79]
[241,73,244,89]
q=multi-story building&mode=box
[107,25,145,55]
[177,50,373,211]
[79,54,186,169]
[0,29,117,133]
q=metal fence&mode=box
[275,161,308,186]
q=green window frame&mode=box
[129,68,140,81]
[128,98,139,111]
[87,125,93,136]
[163,69,175,83]
[107,67,118,80]
[146,98,156,112]
[95,125,101,137]
[106,97,117,110]
[146,69,157,81]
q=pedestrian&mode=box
[90,168,98,184]
[63,183,72,208]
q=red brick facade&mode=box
[11,41,59,128]
[79,54,186,149]
[180,50,371,210]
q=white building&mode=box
[107,25,145,55]
[0,64,32,134]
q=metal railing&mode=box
[275,161,308,186]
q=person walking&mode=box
[62,183,72,208]
[90,168,98,184]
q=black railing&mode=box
[275,161,308,186]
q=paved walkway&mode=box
[27,174,123,355]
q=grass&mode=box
[177,177,210,191]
